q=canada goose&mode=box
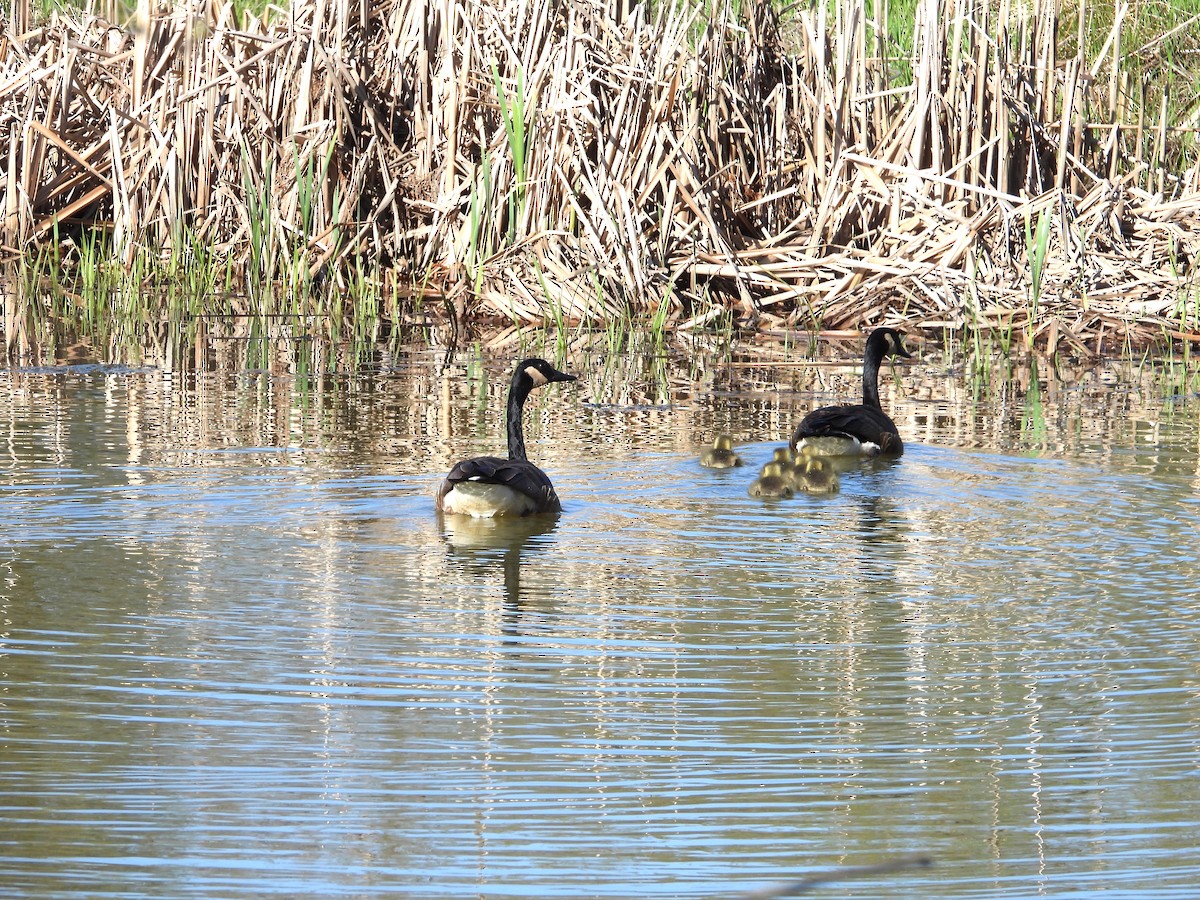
[792,454,840,493]
[436,358,576,517]
[790,327,912,457]
[700,434,743,469]
[749,462,794,499]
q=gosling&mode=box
[792,454,840,494]
[700,434,744,469]
[749,462,794,499]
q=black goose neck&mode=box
[861,331,889,409]
[505,369,533,462]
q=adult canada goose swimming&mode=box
[790,327,912,457]
[792,453,840,494]
[436,358,576,517]
[748,462,794,499]
[699,434,743,469]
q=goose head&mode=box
[866,328,913,363]
[513,358,577,394]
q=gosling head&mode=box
[796,456,840,493]
[700,433,743,468]
[749,462,794,499]
[772,447,797,467]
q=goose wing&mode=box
[793,404,903,453]
[437,455,562,513]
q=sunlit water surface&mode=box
[2,347,1199,898]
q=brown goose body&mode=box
[436,358,576,517]
[791,328,911,457]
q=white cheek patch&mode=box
[524,365,549,387]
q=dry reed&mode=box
[2,0,1199,347]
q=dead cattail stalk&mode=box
[0,0,1196,348]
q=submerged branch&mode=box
[735,853,933,898]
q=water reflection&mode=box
[438,513,560,638]
[846,489,911,592]
[1,346,1199,897]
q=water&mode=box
[2,346,1200,897]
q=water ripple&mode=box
[2,369,1199,897]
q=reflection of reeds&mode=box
[1,0,1199,347]
[2,336,1197,478]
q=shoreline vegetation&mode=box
[2,0,1200,362]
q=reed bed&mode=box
[2,0,1199,350]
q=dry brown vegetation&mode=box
[2,0,1200,349]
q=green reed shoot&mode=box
[14,242,54,351]
[291,145,316,303]
[964,249,989,381]
[492,62,529,244]
[598,275,628,356]
[467,152,494,296]
[348,253,382,345]
[649,286,673,351]
[1179,288,1200,334]
[1166,235,1200,334]
[242,141,275,289]
[1026,207,1052,320]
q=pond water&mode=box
[2,337,1199,897]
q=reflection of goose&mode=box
[439,514,559,634]
[749,462,794,499]
[700,434,743,469]
[790,328,912,457]
[436,358,576,517]
[439,512,560,554]
[793,454,840,493]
